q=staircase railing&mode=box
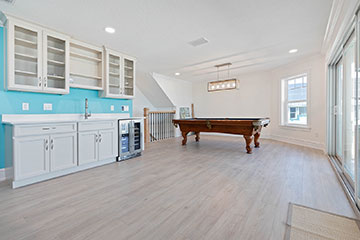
[144,108,176,143]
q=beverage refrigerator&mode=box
[118,119,143,161]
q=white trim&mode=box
[188,133,324,152]
[0,169,5,181]
[270,134,325,152]
[322,0,345,53]
[280,71,311,128]
[278,124,311,132]
[200,132,272,139]
[0,167,13,181]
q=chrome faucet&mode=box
[85,98,91,119]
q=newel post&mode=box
[144,108,150,144]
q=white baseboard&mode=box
[0,168,13,182]
[200,132,325,152]
[0,169,5,182]
[269,134,325,152]
[201,132,272,140]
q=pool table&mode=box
[172,118,270,154]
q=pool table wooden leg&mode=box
[195,132,200,142]
[182,131,189,145]
[243,135,253,154]
[254,132,260,148]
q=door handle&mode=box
[50,139,54,150]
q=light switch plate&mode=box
[22,102,29,111]
[43,103,52,111]
[121,105,129,111]
[110,105,114,111]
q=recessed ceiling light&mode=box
[175,72,180,76]
[289,49,298,54]
[105,27,115,34]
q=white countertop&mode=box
[1,113,144,125]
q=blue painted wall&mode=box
[0,26,133,169]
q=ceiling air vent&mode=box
[0,0,15,4]
[188,37,209,47]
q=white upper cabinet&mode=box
[6,16,136,98]
[123,55,136,98]
[69,39,104,90]
[100,47,136,99]
[7,17,70,94]
[42,30,70,94]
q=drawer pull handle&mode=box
[42,127,50,130]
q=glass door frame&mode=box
[327,18,359,207]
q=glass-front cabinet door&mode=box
[100,47,122,98]
[6,17,69,94]
[42,30,69,94]
[123,56,135,98]
[7,18,42,91]
[100,48,135,99]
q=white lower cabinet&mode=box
[14,135,50,180]
[13,125,78,181]
[78,131,98,165]
[98,129,117,161]
[50,133,77,172]
[78,121,117,165]
[6,120,118,188]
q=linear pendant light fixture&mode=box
[208,63,239,92]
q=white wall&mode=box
[270,55,326,150]
[152,73,193,136]
[192,72,272,137]
[191,55,326,150]
[132,88,156,117]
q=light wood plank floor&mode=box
[0,135,356,240]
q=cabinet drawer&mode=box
[14,123,77,137]
[78,120,116,132]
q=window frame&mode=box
[280,72,311,129]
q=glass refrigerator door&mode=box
[120,122,130,154]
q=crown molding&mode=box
[321,0,344,54]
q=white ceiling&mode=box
[0,0,333,82]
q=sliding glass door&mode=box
[329,29,358,202]
[343,32,356,184]
[335,58,343,163]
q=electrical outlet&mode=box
[43,103,52,111]
[122,105,129,111]
[22,102,29,111]
[110,105,114,111]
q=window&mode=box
[281,74,308,126]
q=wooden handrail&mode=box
[149,110,176,114]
